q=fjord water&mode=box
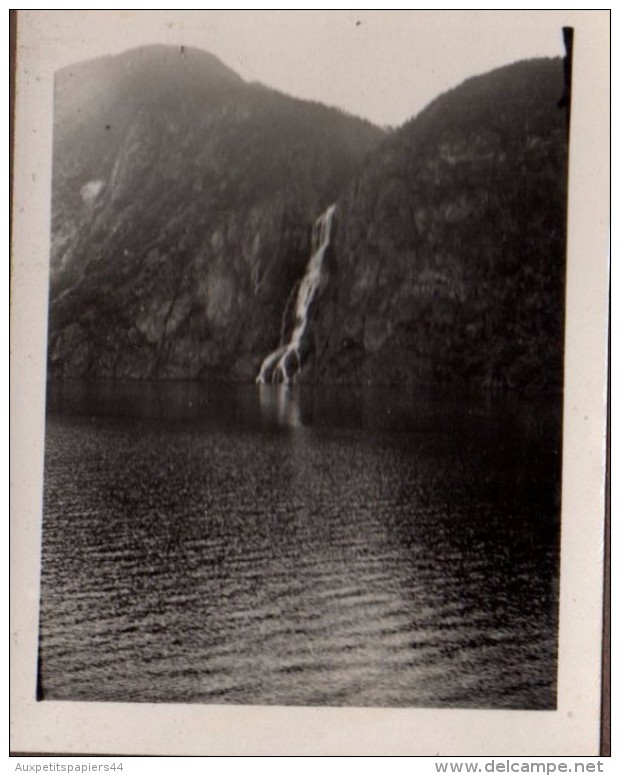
[39,381,561,708]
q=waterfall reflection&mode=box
[258,384,306,428]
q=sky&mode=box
[24,10,568,128]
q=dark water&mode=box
[39,381,561,708]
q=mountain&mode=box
[47,45,383,380]
[308,58,569,391]
[47,49,569,392]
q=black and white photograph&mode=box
[10,10,609,756]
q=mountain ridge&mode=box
[47,47,569,391]
[48,44,384,381]
[308,56,568,390]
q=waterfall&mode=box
[257,204,336,384]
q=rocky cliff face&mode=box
[308,59,568,391]
[48,50,568,392]
[48,45,383,380]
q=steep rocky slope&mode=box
[307,58,569,391]
[48,45,383,380]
